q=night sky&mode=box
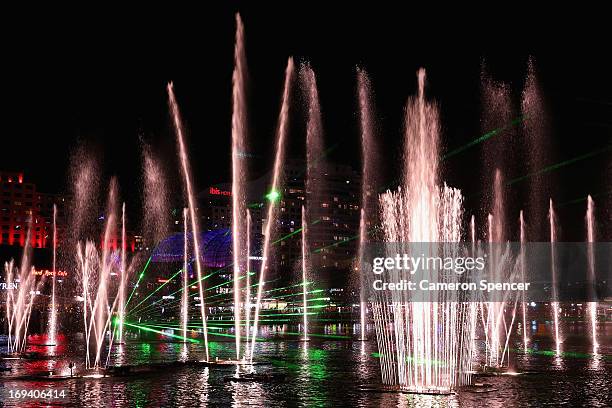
[4,5,611,240]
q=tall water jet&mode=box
[519,211,529,353]
[231,13,248,359]
[357,68,379,341]
[142,142,170,246]
[5,227,41,354]
[483,169,508,368]
[168,82,210,361]
[117,202,127,344]
[244,210,252,352]
[377,69,472,392]
[47,204,58,346]
[250,58,295,362]
[182,208,189,342]
[548,200,561,355]
[522,58,548,239]
[586,195,598,352]
[300,206,309,341]
[93,180,119,368]
[77,180,121,369]
[481,68,515,216]
[300,63,325,270]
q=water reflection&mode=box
[0,321,610,407]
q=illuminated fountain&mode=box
[548,200,561,355]
[250,57,294,362]
[168,82,210,362]
[231,13,248,360]
[300,62,325,343]
[244,210,252,353]
[376,69,473,392]
[586,195,598,353]
[4,228,43,354]
[116,202,127,345]
[519,211,528,353]
[181,208,189,343]
[301,206,309,341]
[77,180,121,370]
[46,204,58,346]
[357,68,379,341]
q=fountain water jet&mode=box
[231,13,248,359]
[244,210,252,353]
[357,68,379,341]
[5,227,42,354]
[586,195,598,352]
[376,69,472,392]
[47,204,58,346]
[300,206,309,341]
[116,202,127,345]
[519,211,529,353]
[78,180,122,369]
[548,200,561,355]
[250,58,295,362]
[181,208,189,343]
[168,82,210,361]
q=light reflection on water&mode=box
[0,322,610,407]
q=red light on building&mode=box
[209,187,231,196]
[158,279,170,283]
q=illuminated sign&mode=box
[157,279,170,283]
[209,187,231,197]
[33,269,68,277]
[0,282,18,290]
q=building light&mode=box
[158,279,170,283]
[209,187,231,196]
[162,295,175,300]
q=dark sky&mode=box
[4,5,611,240]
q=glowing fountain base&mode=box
[197,359,269,367]
[223,372,287,383]
[359,385,455,396]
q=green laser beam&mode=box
[271,218,322,245]
[124,257,152,310]
[379,118,526,192]
[124,321,199,343]
[558,190,612,207]
[507,145,611,186]
[127,266,185,315]
[443,116,525,160]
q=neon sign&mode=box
[209,187,231,196]
[33,269,68,277]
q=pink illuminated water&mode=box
[182,208,189,342]
[250,58,295,362]
[231,13,248,359]
[168,82,210,361]
[117,202,127,345]
[47,204,58,346]
[586,196,598,352]
[377,69,472,392]
[301,206,309,341]
[357,68,377,341]
[548,200,561,355]
[519,211,529,353]
[5,228,40,354]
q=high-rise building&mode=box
[0,171,66,248]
